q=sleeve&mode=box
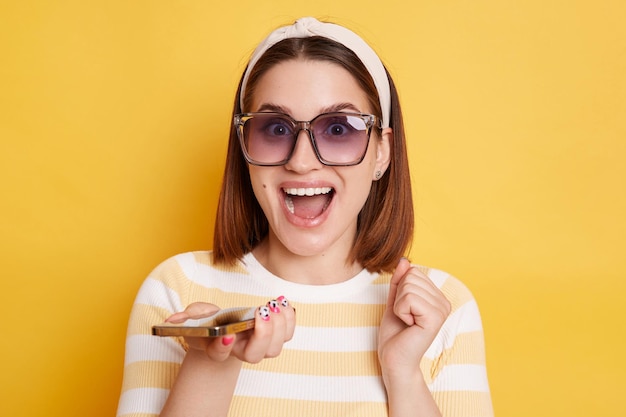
[116,256,192,417]
[421,271,494,417]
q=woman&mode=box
[117,17,493,417]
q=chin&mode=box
[283,237,332,257]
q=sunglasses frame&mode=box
[234,111,381,166]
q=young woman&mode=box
[117,17,493,417]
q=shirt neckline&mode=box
[241,252,380,302]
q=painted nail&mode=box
[277,295,289,307]
[222,336,235,346]
[267,299,280,313]
[259,306,271,321]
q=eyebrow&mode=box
[255,102,364,116]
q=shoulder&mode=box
[377,263,480,317]
[136,251,218,300]
[133,251,253,310]
[411,264,478,313]
[142,251,258,298]
[415,266,486,354]
[148,251,209,282]
[413,266,488,361]
[149,250,252,281]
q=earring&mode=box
[375,170,382,180]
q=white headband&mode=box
[239,17,391,128]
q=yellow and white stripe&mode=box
[117,251,493,416]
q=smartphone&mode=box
[152,306,256,337]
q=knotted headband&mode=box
[239,17,391,128]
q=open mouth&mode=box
[283,187,334,219]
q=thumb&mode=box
[165,302,220,323]
[386,257,412,308]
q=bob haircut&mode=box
[213,36,413,273]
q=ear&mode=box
[373,127,392,180]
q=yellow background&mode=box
[1,1,624,416]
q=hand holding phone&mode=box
[152,306,257,337]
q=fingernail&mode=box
[267,299,280,313]
[222,336,234,346]
[259,306,271,321]
[277,295,289,307]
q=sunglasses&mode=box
[234,112,381,166]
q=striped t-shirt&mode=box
[117,251,493,417]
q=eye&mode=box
[317,115,362,139]
[327,123,348,136]
[262,118,293,137]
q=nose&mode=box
[284,129,323,172]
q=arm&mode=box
[383,365,442,417]
[117,256,295,417]
[379,259,493,417]
[428,290,493,417]
[160,346,242,416]
[160,301,296,417]
[378,258,450,417]
[117,259,188,417]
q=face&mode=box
[247,59,391,260]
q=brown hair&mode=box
[213,37,413,273]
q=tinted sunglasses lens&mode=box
[312,114,370,164]
[243,114,295,164]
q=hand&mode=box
[166,297,296,364]
[378,258,451,379]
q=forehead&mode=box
[248,59,373,117]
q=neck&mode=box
[252,236,364,285]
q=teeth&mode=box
[283,187,333,215]
[283,187,332,196]
[285,196,294,214]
